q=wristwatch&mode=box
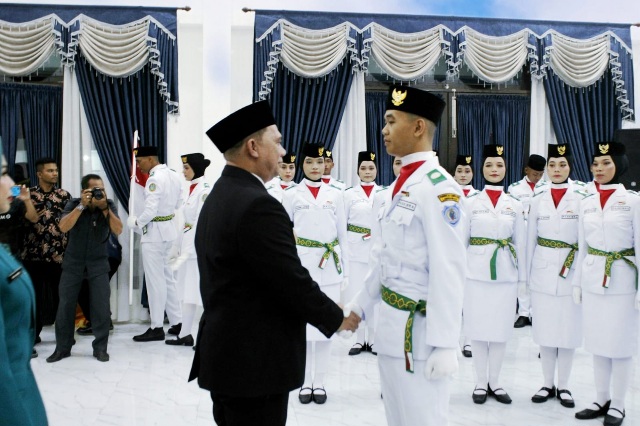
[76,204,85,211]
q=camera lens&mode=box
[92,187,104,200]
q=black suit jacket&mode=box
[189,165,343,397]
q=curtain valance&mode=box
[0,10,178,113]
[254,11,634,119]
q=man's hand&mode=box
[424,348,458,380]
[127,215,138,228]
[337,303,361,338]
[80,189,93,207]
[17,185,30,201]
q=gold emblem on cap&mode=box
[291,155,296,162]
[599,144,609,154]
[370,153,375,161]
[496,146,504,156]
[181,156,188,163]
[391,88,407,106]
[318,147,324,156]
[557,146,566,156]
[326,150,332,158]
[133,149,138,155]
[465,156,471,164]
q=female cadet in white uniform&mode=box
[265,151,297,203]
[526,143,584,407]
[463,144,526,405]
[573,141,639,426]
[165,153,210,346]
[282,143,348,405]
[454,153,476,358]
[342,151,379,356]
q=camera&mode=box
[91,187,104,200]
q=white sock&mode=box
[313,341,331,389]
[471,340,488,389]
[539,346,557,389]
[301,342,313,394]
[488,342,507,393]
[557,348,575,392]
[178,303,196,339]
[593,354,612,405]
[611,357,632,414]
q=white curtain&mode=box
[0,16,60,76]
[61,66,148,323]
[368,23,443,81]
[547,32,610,88]
[460,28,530,83]
[529,78,556,158]
[333,72,367,188]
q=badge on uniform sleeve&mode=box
[201,193,208,202]
[438,193,460,203]
[149,183,157,192]
[442,204,460,226]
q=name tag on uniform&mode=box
[611,205,631,211]
[501,210,516,217]
[584,208,597,215]
[351,199,366,205]
[322,204,334,210]
[538,215,550,220]
[397,200,416,211]
[561,214,578,219]
[295,205,309,211]
[473,209,490,215]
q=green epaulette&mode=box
[329,184,342,191]
[284,185,296,191]
[508,193,521,201]
[533,189,548,197]
[204,183,210,188]
[575,190,593,198]
[345,186,354,191]
[426,169,446,185]
[376,186,388,193]
[467,190,480,198]
[627,189,638,196]
[509,181,520,187]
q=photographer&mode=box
[46,174,122,363]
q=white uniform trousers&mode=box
[142,240,182,328]
[378,352,450,426]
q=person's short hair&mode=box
[81,174,103,190]
[35,157,57,172]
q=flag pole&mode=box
[129,130,139,306]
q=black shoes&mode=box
[133,327,165,342]
[165,334,194,346]
[604,408,626,426]
[557,389,575,408]
[312,387,327,404]
[514,316,532,328]
[532,386,556,403]
[31,349,38,359]
[576,400,611,419]
[365,342,377,355]
[349,343,364,356]
[93,350,110,362]
[167,323,182,336]
[488,384,512,404]
[46,350,71,363]
[472,386,488,404]
[298,387,313,404]
[77,321,114,335]
[462,345,472,358]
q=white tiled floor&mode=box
[32,322,638,426]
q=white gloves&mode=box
[168,244,180,263]
[573,287,582,305]
[340,278,350,291]
[127,215,138,228]
[337,302,363,339]
[170,253,189,271]
[424,348,458,380]
[517,281,528,300]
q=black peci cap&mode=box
[385,85,446,125]
[527,154,546,171]
[205,101,276,153]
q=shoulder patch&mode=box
[437,193,461,203]
[426,169,446,185]
[201,193,208,202]
[149,171,155,177]
[149,183,157,192]
[442,204,461,226]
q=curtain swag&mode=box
[255,19,634,119]
[0,13,178,113]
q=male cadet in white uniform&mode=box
[321,149,346,191]
[348,85,466,426]
[128,146,183,342]
[508,153,547,328]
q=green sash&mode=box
[537,237,578,278]
[295,237,341,273]
[469,237,516,280]
[587,246,636,288]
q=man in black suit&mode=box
[189,100,360,426]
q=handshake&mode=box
[336,302,363,337]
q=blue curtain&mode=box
[544,70,621,182]
[365,91,393,186]
[457,95,530,189]
[21,85,63,183]
[75,53,167,214]
[0,84,22,178]
[267,59,355,182]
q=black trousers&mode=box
[55,269,111,352]
[23,260,62,339]
[78,257,120,323]
[210,392,288,426]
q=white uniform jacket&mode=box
[283,182,349,285]
[176,178,210,259]
[508,177,548,219]
[574,185,640,296]
[322,176,346,191]
[265,178,296,204]
[138,164,183,243]
[356,152,467,357]
[464,188,526,283]
[344,183,379,263]
[526,183,586,296]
